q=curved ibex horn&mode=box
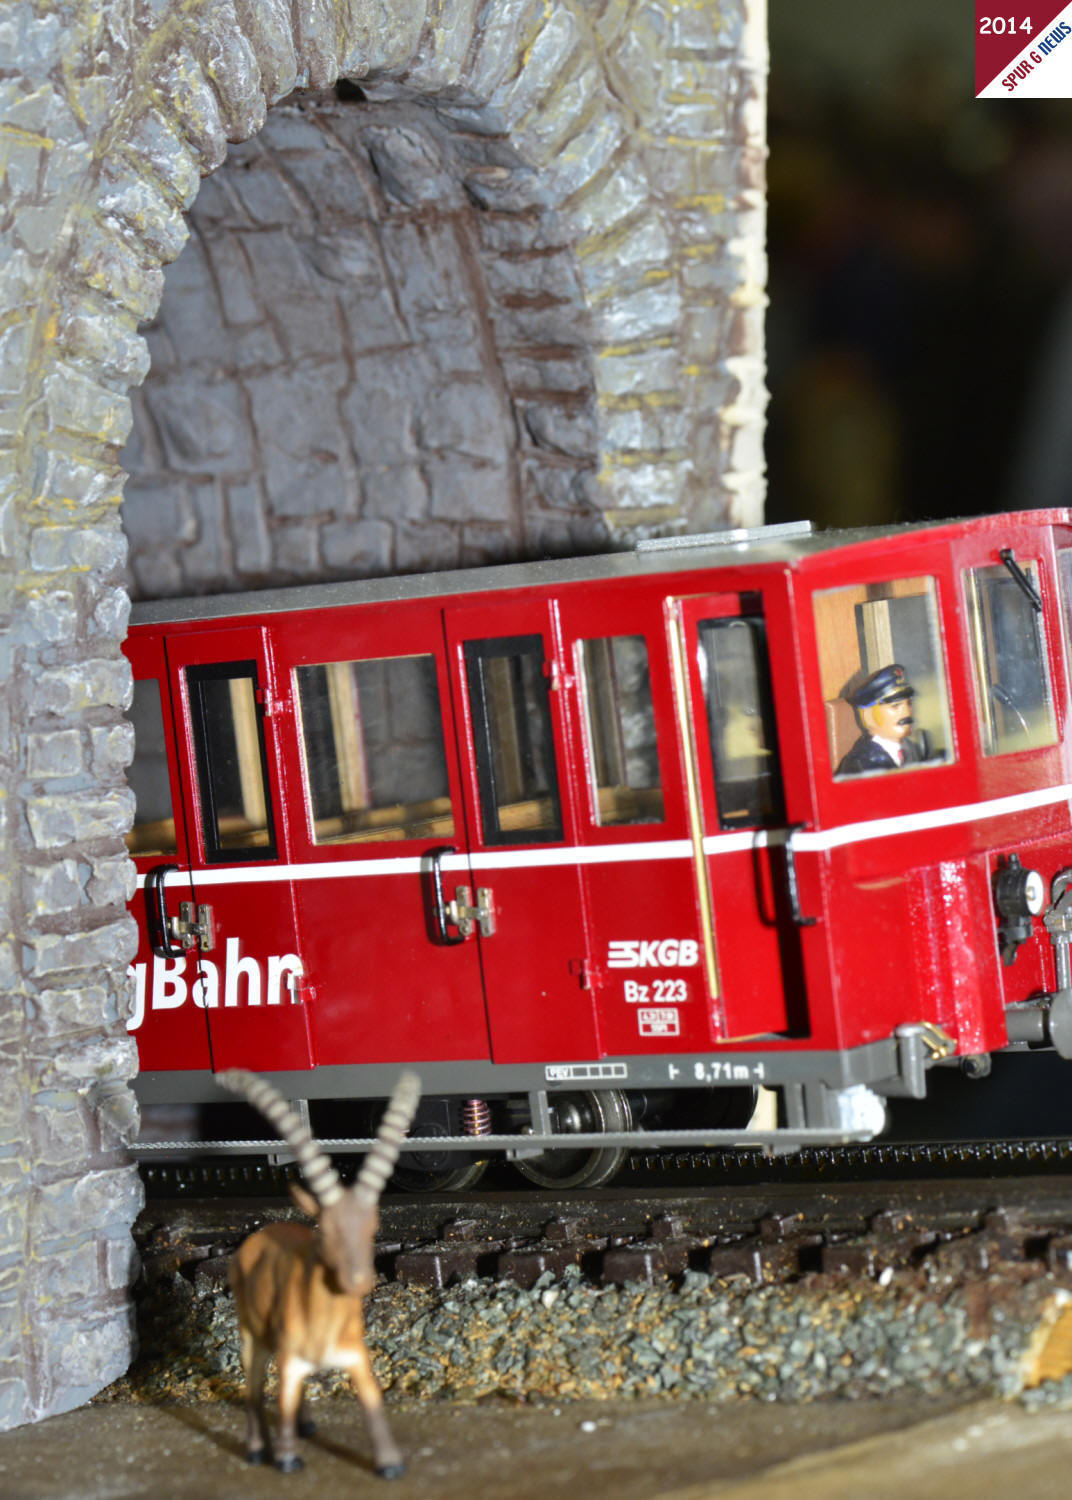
[216,1068,344,1207]
[355,1070,422,1208]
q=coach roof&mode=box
[129,509,1072,627]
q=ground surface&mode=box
[3,1396,1072,1499]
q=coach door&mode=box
[550,591,713,1059]
[276,601,491,1068]
[672,592,807,1039]
[154,626,313,1074]
[443,600,597,1063]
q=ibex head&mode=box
[217,1070,421,1295]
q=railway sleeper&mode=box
[131,1203,1072,1302]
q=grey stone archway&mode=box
[0,0,766,1426]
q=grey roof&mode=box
[128,512,1053,626]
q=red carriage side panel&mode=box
[162,624,314,1075]
[554,578,715,1061]
[442,595,597,1065]
[797,516,1072,1061]
[268,597,491,1068]
[125,629,210,1074]
[125,621,314,1076]
[670,586,806,1043]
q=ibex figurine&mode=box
[217,1070,421,1478]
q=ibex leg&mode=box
[274,1358,310,1473]
[346,1350,404,1479]
[239,1333,270,1464]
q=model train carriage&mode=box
[124,509,1072,1182]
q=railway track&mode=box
[138,1135,1072,1201]
[135,1139,1072,1295]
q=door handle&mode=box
[784,825,818,927]
[427,847,497,944]
[145,864,187,958]
[145,864,215,958]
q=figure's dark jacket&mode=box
[836,734,924,776]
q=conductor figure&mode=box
[836,664,923,775]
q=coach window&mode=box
[186,663,277,859]
[464,636,563,844]
[696,616,785,827]
[813,576,952,778]
[966,559,1056,755]
[577,635,664,826]
[296,655,454,844]
[126,678,178,857]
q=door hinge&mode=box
[288,971,316,1004]
[253,686,287,717]
[449,886,497,939]
[541,660,573,691]
[569,957,602,990]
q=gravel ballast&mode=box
[99,1231,1072,1409]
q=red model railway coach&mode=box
[125,510,1072,1185]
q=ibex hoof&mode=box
[376,1462,406,1480]
[245,1450,268,1466]
[274,1455,305,1473]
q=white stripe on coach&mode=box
[146,781,1072,888]
[787,781,1072,853]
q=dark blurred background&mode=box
[766,0,1072,531]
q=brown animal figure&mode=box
[217,1069,421,1478]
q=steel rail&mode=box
[130,1124,872,1160]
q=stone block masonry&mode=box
[123,94,596,591]
[0,0,766,1428]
